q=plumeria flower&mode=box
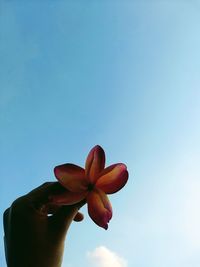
[52,145,128,229]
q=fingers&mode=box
[25,182,69,214]
[10,182,85,225]
[26,182,66,203]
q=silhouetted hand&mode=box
[3,182,84,267]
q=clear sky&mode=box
[1,1,200,266]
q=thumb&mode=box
[49,203,83,240]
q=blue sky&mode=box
[1,1,200,266]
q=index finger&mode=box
[26,182,66,203]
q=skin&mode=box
[3,182,84,267]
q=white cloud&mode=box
[87,246,127,267]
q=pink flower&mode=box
[53,145,128,229]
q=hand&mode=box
[3,182,84,267]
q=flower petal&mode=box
[49,191,87,205]
[85,145,106,184]
[96,163,128,194]
[54,164,88,192]
[87,188,112,230]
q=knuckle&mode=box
[11,196,27,211]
